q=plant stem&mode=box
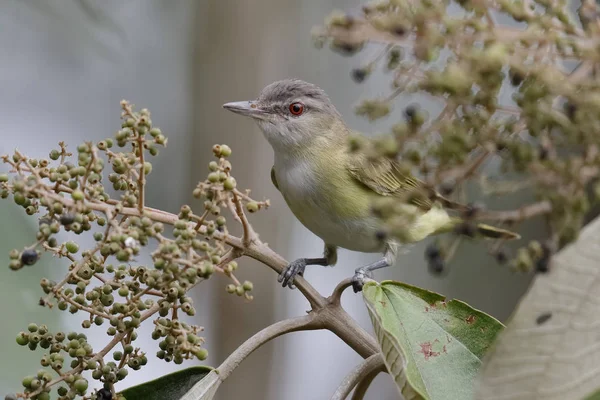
[217,315,319,381]
[330,353,384,400]
[350,364,386,400]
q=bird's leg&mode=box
[278,244,337,289]
[351,243,398,293]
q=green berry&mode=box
[74,378,88,393]
[149,127,162,137]
[49,149,60,160]
[65,241,79,254]
[208,172,219,183]
[22,375,34,388]
[13,192,26,206]
[0,174,8,182]
[246,201,259,213]
[242,281,253,291]
[117,368,128,380]
[28,323,38,332]
[71,189,84,201]
[16,332,29,346]
[195,348,208,360]
[220,144,232,157]
[223,177,236,191]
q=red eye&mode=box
[289,102,304,115]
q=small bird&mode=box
[223,79,519,292]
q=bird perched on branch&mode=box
[224,79,519,292]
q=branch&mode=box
[136,133,146,213]
[217,315,319,380]
[330,353,384,400]
[329,277,353,306]
[232,191,257,247]
[350,363,386,400]
[478,200,552,222]
[33,189,380,358]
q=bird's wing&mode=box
[347,155,433,211]
[270,166,279,191]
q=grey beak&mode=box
[222,101,266,118]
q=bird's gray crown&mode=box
[257,79,338,116]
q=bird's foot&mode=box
[278,258,307,289]
[351,267,374,293]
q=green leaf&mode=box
[363,280,504,400]
[583,389,600,400]
[475,217,600,400]
[119,366,213,400]
[179,370,221,400]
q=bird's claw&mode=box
[278,259,307,289]
[351,268,374,293]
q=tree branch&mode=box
[330,353,384,400]
[350,363,386,400]
[217,315,319,381]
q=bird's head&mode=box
[223,79,346,154]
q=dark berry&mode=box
[425,243,441,260]
[535,257,550,273]
[495,250,508,265]
[60,214,75,226]
[404,105,418,121]
[21,249,39,266]
[564,101,577,121]
[351,68,368,83]
[509,70,524,86]
[96,388,112,400]
[428,258,445,275]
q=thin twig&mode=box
[329,277,353,306]
[136,134,145,213]
[232,191,256,247]
[330,353,384,400]
[217,315,320,380]
[350,363,386,400]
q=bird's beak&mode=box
[222,101,267,119]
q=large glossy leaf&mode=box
[475,217,600,400]
[363,280,504,400]
[119,366,213,400]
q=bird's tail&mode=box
[436,217,520,240]
[475,223,520,240]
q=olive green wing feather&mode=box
[270,166,279,191]
[347,155,433,210]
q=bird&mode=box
[223,79,519,292]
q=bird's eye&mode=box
[289,102,304,116]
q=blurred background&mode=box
[0,1,540,399]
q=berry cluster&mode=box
[0,101,268,399]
